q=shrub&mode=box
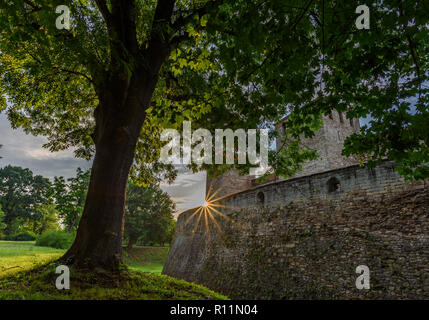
[13,232,37,241]
[3,232,37,241]
[36,231,74,249]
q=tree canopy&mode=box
[0,0,427,181]
[0,204,6,237]
[0,165,53,236]
[53,167,90,233]
[124,182,175,248]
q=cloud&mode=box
[160,171,206,216]
[0,114,91,178]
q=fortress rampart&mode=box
[163,161,429,299]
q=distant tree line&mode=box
[0,164,175,246]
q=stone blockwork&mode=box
[321,112,360,172]
[206,112,360,199]
[276,112,360,178]
[206,169,254,199]
[163,161,429,299]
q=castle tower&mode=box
[205,111,360,198]
[275,111,360,177]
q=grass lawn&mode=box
[0,241,226,300]
[0,241,168,277]
[0,241,64,278]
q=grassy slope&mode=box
[124,247,169,274]
[0,242,227,300]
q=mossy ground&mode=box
[0,241,227,300]
[0,262,228,300]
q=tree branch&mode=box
[49,66,93,84]
[23,0,40,10]
[290,0,314,30]
[171,0,218,30]
[399,0,422,99]
[94,0,112,26]
[309,10,321,27]
[146,0,177,69]
[153,0,176,26]
[110,0,139,54]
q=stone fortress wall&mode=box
[163,161,429,299]
[163,112,428,299]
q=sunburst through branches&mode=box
[184,183,234,236]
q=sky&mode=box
[0,113,206,216]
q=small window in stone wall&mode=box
[338,111,344,123]
[327,177,341,193]
[256,191,265,204]
[350,118,354,127]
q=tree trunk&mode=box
[62,74,157,270]
[59,0,172,267]
[62,128,137,269]
[127,234,138,250]
[67,218,76,234]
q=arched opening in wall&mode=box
[256,191,265,205]
[350,118,354,128]
[327,177,341,193]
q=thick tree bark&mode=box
[62,73,159,270]
[62,121,138,269]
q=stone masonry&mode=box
[163,161,429,299]
[275,111,360,178]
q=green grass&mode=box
[0,241,227,300]
[124,247,169,274]
[0,241,65,278]
[0,241,169,277]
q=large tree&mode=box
[25,203,60,235]
[125,182,175,249]
[53,167,90,233]
[0,165,53,236]
[0,1,427,269]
